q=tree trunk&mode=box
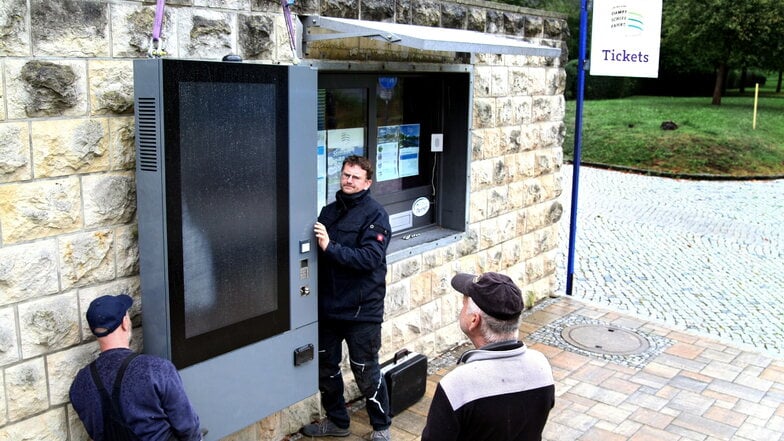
[739,67,747,93]
[712,63,726,105]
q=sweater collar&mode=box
[457,340,525,364]
[335,189,369,210]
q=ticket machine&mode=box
[134,58,318,440]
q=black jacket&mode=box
[317,189,391,322]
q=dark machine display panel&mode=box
[179,81,282,339]
[134,58,318,440]
[169,68,289,366]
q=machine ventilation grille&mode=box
[136,97,159,172]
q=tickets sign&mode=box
[590,0,663,78]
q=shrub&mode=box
[565,59,642,100]
[726,70,767,89]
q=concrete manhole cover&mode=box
[561,324,650,356]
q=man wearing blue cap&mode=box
[421,272,555,441]
[69,294,203,441]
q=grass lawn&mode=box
[563,88,784,177]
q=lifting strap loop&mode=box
[281,0,298,59]
[149,0,166,58]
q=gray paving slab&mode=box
[556,164,784,358]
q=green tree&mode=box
[501,0,784,98]
[662,0,783,104]
[757,5,784,93]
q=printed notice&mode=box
[376,124,421,182]
[376,125,400,181]
[326,128,365,204]
[317,130,327,211]
[398,124,420,178]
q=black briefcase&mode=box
[380,349,428,417]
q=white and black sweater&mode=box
[422,341,555,441]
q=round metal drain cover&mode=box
[561,324,650,356]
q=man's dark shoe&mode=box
[300,419,351,437]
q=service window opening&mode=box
[317,71,470,254]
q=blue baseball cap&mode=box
[86,294,133,337]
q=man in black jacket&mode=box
[302,155,393,441]
[421,272,555,441]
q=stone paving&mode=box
[555,164,784,358]
[318,297,784,441]
[294,165,784,441]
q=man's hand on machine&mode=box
[314,222,330,251]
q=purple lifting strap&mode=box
[152,0,165,42]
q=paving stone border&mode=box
[527,306,674,369]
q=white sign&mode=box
[590,0,662,78]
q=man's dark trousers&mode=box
[318,320,392,431]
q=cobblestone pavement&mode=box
[319,297,784,441]
[555,164,784,358]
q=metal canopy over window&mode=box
[301,16,562,57]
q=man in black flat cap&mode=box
[421,272,555,441]
[69,294,203,441]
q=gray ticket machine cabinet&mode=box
[133,58,318,440]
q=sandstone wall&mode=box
[0,0,567,440]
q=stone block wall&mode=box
[0,0,567,440]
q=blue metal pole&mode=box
[566,0,589,296]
